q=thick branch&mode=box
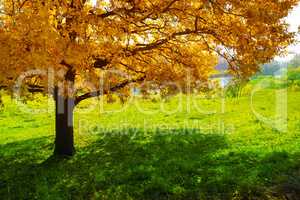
[119,62,145,74]
[74,75,146,105]
[27,84,44,93]
[60,60,72,69]
[0,85,7,90]
[93,57,110,69]
[130,29,210,54]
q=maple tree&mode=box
[0,0,298,156]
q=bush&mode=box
[225,79,248,98]
[288,68,300,86]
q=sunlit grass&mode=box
[0,87,300,199]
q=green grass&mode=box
[0,87,300,199]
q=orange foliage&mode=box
[0,0,298,102]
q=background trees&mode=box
[289,54,300,68]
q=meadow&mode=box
[0,79,300,200]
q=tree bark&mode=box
[0,95,3,107]
[53,88,75,156]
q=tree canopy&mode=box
[0,0,298,101]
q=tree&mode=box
[261,61,285,75]
[0,0,298,156]
[289,54,300,68]
[288,67,300,85]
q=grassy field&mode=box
[0,85,300,199]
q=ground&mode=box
[0,84,300,199]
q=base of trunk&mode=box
[54,145,75,156]
[54,89,75,156]
[54,120,76,156]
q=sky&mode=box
[276,3,300,61]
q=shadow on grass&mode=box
[0,129,299,200]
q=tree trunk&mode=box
[54,88,75,156]
[0,96,3,108]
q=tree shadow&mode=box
[0,136,53,198]
[0,129,299,200]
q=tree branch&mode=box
[27,84,44,93]
[60,60,72,69]
[74,75,146,105]
[119,62,145,74]
[93,57,110,69]
[88,10,117,18]
[130,29,211,54]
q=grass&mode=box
[0,86,300,199]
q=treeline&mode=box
[260,54,300,75]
